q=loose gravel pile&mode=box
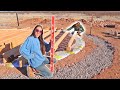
[0,34,115,79]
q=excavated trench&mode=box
[42,34,114,79]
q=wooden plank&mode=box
[0,27,31,41]
[54,31,69,51]
[0,43,5,51]
[2,45,20,63]
[0,42,12,54]
[66,31,77,51]
[0,28,18,31]
[45,30,61,42]
[0,28,32,43]
[11,32,31,48]
[0,31,31,44]
[43,30,49,33]
[43,27,50,30]
[0,30,16,36]
[0,27,30,31]
[17,54,29,67]
[43,31,51,38]
[0,31,23,41]
[0,31,31,52]
[19,59,22,67]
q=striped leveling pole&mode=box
[50,16,55,73]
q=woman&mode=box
[19,25,56,78]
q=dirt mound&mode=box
[19,18,51,28]
[55,18,75,30]
[20,18,43,24]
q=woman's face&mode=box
[35,27,43,38]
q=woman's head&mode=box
[31,25,43,38]
[31,25,46,55]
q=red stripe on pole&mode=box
[50,16,55,72]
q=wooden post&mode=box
[19,60,22,68]
[16,13,19,27]
[90,15,93,35]
[18,56,22,68]
[2,53,7,64]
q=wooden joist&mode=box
[0,31,31,53]
[0,27,31,40]
[66,31,77,51]
[54,31,69,51]
[11,32,31,48]
[1,45,20,64]
[0,28,32,44]
[0,42,13,54]
[45,30,61,42]
[43,31,51,38]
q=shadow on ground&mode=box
[11,59,28,77]
[17,67,27,76]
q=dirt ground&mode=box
[0,12,120,79]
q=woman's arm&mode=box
[80,25,84,32]
[19,37,35,60]
[67,26,74,31]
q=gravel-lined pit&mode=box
[50,34,115,79]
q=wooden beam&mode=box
[54,31,69,51]
[0,31,31,52]
[43,30,49,33]
[66,31,77,51]
[11,32,31,48]
[0,31,25,41]
[45,30,61,42]
[43,31,51,38]
[2,45,20,63]
[43,27,50,30]
[18,55,22,67]
[0,27,30,31]
[0,30,31,44]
